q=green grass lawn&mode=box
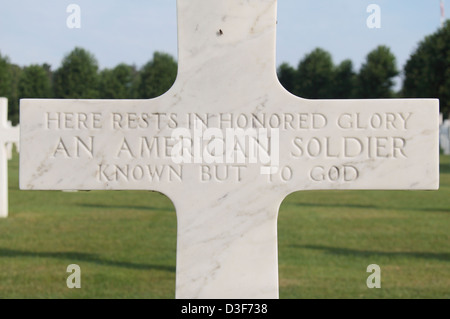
[1,152,449,299]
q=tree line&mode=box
[278,45,398,100]
[0,50,178,125]
[1,22,450,125]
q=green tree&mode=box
[0,53,22,124]
[403,21,450,116]
[136,52,177,99]
[296,48,334,99]
[18,65,52,99]
[356,45,399,98]
[277,62,297,94]
[0,52,11,98]
[53,47,99,99]
[99,64,138,99]
[8,64,22,124]
[332,59,356,99]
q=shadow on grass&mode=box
[291,203,377,210]
[0,248,175,273]
[79,204,174,212]
[295,245,450,262]
[289,202,449,214]
[440,162,450,174]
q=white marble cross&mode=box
[20,0,439,298]
[6,121,19,160]
[0,98,20,218]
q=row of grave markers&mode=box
[440,114,450,155]
[1,0,442,299]
[0,98,19,218]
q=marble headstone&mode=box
[19,0,439,298]
[0,98,20,218]
[440,120,450,155]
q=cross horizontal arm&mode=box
[20,96,439,194]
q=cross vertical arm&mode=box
[174,184,283,298]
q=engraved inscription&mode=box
[53,136,94,158]
[40,111,416,185]
[46,112,103,130]
[201,165,246,182]
[98,164,183,182]
[290,137,408,159]
[310,165,359,182]
[337,113,413,130]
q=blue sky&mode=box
[0,0,445,80]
